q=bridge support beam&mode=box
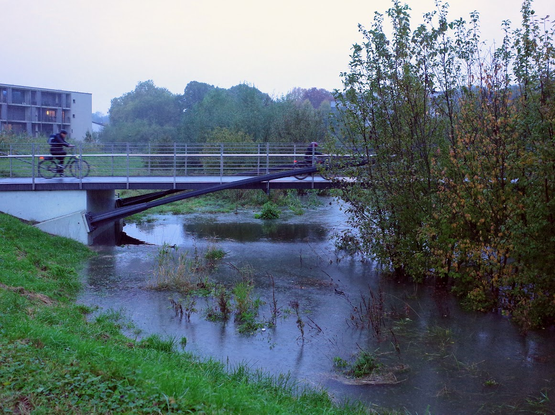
[0,189,117,245]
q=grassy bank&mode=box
[0,213,369,414]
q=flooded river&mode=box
[78,198,555,414]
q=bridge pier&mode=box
[0,189,118,245]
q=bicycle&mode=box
[293,156,335,180]
[38,153,90,179]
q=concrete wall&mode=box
[0,189,117,245]
[70,91,93,141]
[0,190,88,222]
[86,189,119,245]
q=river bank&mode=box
[0,212,367,414]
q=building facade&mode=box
[0,83,92,140]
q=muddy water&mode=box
[78,198,555,414]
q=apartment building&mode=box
[0,83,92,140]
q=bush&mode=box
[255,201,281,219]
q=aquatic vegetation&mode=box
[351,350,381,378]
[233,281,265,333]
[425,326,454,350]
[333,356,349,369]
[149,243,224,293]
[483,379,499,387]
[334,349,381,378]
[345,286,386,339]
[255,201,281,219]
[206,284,232,322]
[284,190,305,215]
[204,244,227,262]
[169,295,197,322]
[289,300,305,343]
[268,273,280,327]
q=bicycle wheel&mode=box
[38,159,59,179]
[293,161,310,180]
[69,158,90,178]
[319,158,336,180]
[320,169,335,180]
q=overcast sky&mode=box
[1,0,552,114]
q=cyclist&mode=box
[48,129,74,173]
[304,141,322,165]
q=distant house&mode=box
[0,83,92,141]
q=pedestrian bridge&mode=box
[0,142,350,245]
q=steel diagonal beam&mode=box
[85,166,318,230]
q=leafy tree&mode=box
[228,84,273,142]
[427,0,555,328]
[332,0,443,278]
[332,0,555,329]
[299,87,334,109]
[182,81,215,111]
[100,120,178,145]
[270,97,328,144]
[101,80,182,144]
[201,127,257,174]
[204,127,254,145]
[178,87,236,143]
[180,84,276,143]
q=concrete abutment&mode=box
[0,189,119,245]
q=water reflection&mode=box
[183,221,328,242]
[79,200,555,414]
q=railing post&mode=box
[184,144,188,176]
[31,143,36,190]
[148,142,151,175]
[257,143,261,175]
[311,143,316,186]
[220,143,224,183]
[78,142,83,189]
[111,143,115,176]
[173,142,177,189]
[9,143,13,178]
[126,143,130,189]
[266,142,270,174]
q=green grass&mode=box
[334,350,382,379]
[0,212,368,414]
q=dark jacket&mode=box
[48,133,71,155]
[304,144,321,163]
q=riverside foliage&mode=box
[331,0,555,329]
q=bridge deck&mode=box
[0,175,332,192]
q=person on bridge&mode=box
[304,141,322,165]
[48,129,74,173]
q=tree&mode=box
[180,84,276,143]
[101,80,182,144]
[270,97,328,144]
[302,87,333,109]
[109,80,182,127]
[182,81,215,111]
[332,0,555,329]
[332,0,442,278]
[178,87,236,143]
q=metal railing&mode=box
[0,142,318,181]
